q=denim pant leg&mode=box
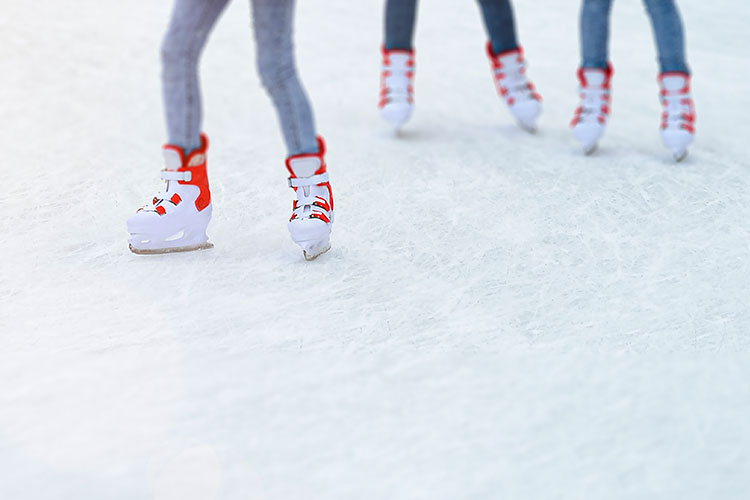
[579,0,613,69]
[161,0,230,152]
[384,0,418,50]
[252,0,318,156]
[476,0,519,54]
[642,0,689,73]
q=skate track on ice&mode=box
[1,1,749,499]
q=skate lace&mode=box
[494,61,536,102]
[662,92,693,127]
[382,57,414,101]
[289,174,331,221]
[577,87,609,120]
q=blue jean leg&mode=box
[384,0,418,50]
[252,0,318,155]
[642,0,689,73]
[161,0,230,152]
[477,0,519,54]
[580,0,613,70]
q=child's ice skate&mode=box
[127,134,213,254]
[486,44,542,132]
[571,64,613,155]
[658,72,695,161]
[286,137,334,261]
[379,47,415,129]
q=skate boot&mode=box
[571,64,613,155]
[659,72,695,161]
[127,134,213,254]
[486,44,542,132]
[286,137,334,260]
[379,47,415,129]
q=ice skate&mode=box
[379,47,415,129]
[127,134,213,254]
[486,44,542,132]
[571,64,613,154]
[659,72,695,161]
[286,137,334,261]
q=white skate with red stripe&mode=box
[127,134,213,254]
[486,44,542,132]
[286,137,334,261]
[379,47,415,129]
[571,64,613,155]
[659,72,695,162]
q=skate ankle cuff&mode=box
[161,170,193,182]
[288,173,329,188]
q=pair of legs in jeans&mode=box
[162,0,318,156]
[384,0,519,54]
[580,0,689,74]
[571,0,694,160]
[128,0,333,258]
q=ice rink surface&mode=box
[1,0,749,498]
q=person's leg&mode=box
[580,0,613,69]
[642,0,689,73]
[251,0,318,156]
[384,0,418,50]
[161,0,230,152]
[476,0,518,55]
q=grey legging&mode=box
[161,0,318,155]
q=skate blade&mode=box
[518,121,537,134]
[583,143,598,156]
[673,149,688,162]
[129,242,214,255]
[303,241,331,261]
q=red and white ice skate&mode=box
[127,134,213,254]
[286,137,334,260]
[486,44,542,132]
[571,64,613,155]
[379,47,415,129]
[659,72,695,161]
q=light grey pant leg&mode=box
[161,0,230,152]
[252,0,319,156]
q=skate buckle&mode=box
[288,173,329,188]
[161,170,192,182]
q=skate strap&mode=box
[161,170,192,182]
[288,173,329,188]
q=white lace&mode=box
[662,93,691,126]
[577,87,609,122]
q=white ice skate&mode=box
[571,64,613,155]
[486,44,542,132]
[379,47,415,129]
[127,134,213,254]
[659,72,695,161]
[286,137,334,261]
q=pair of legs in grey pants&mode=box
[161,0,319,155]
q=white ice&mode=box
[1,1,749,499]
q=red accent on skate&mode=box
[155,205,166,216]
[166,133,211,212]
[313,196,330,212]
[170,193,182,205]
[310,212,330,224]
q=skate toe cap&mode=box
[380,102,413,128]
[573,121,605,150]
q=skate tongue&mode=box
[289,156,321,178]
[661,75,687,92]
[163,148,183,171]
[583,69,606,87]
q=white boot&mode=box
[379,47,415,129]
[127,134,213,254]
[486,44,542,132]
[286,137,334,260]
[659,72,695,161]
[571,64,613,155]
